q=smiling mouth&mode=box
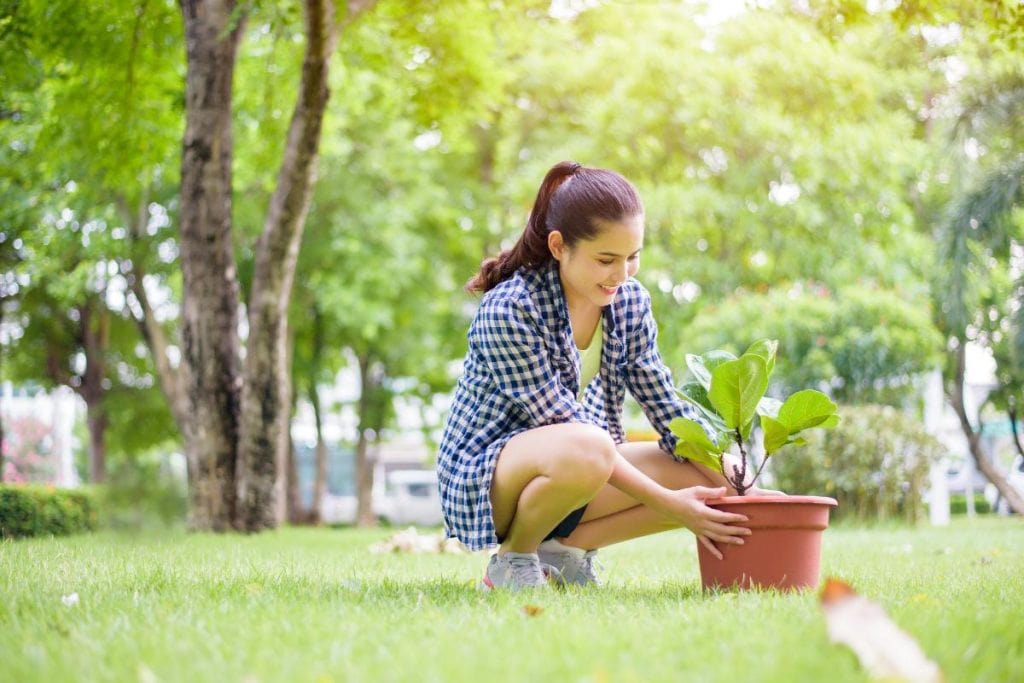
[599,284,620,295]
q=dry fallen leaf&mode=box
[820,578,943,683]
[520,604,544,617]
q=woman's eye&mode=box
[599,259,614,265]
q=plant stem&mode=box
[734,428,749,495]
[749,455,771,491]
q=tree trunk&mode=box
[235,0,338,531]
[286,429,302,523]
[949,342,1024,514]
[1008,405,1024,463]
[354,352,378,528]
[178,0,246,531]
[84,402,109,483]
[308,303,327,525]
[75,300,110,483]
[313,413,328,525]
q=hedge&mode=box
[0,484,98,539]
[769,404,946,524]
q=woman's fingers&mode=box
[707,508,749,524]
[707,531,745,545]
[699,535,723,560]
[703,520,750,541]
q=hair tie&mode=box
[569,162,582,175]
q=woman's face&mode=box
[549,214,644,311]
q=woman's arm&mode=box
[607,452,750,559]
[621,287,714,453]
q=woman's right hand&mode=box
[662,486,751,560]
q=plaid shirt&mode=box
[437,262,707,550]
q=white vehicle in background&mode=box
[374,469,443,526]
[320,468,442,527]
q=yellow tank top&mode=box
[577,317,603,400]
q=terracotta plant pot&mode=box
[696,495,838,591]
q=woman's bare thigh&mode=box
[489,422,616,539]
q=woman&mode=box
[438,161,756,591]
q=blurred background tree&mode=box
[2,0,1021,524]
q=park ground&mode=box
[1,517,1021,682]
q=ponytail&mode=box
[465,160,643,293]
[466,161,580,293]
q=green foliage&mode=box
[0,484,97,538]
[670,339,838,493]
[94,454,187,530]
[770,405,945,524]
[949,494,993,515]
[682,285,944,405]
[3,0,1020,517]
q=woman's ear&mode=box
[548,230,565,261]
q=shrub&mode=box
[769,405,946,524]
[949,494,993,515]
[681,286,943,405]
[95,454,187,530]
[0,485,98,538]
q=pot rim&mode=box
[706,494,838,507]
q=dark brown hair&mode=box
[466,161,644,293]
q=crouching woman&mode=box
[437,161,757,590]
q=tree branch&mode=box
[120,197,189,435]
[949,342,1024,514]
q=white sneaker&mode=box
[480,552,555,591]
[538,539,601,587]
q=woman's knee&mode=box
[549,424,617,487]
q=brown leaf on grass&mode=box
[520,604,544,617]
[820,578,943,683]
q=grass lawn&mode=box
[1,517,1021,682]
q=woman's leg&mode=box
[490,422,618,554]
[559,441,729,550]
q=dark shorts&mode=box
[544,505,587,541]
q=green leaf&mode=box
[674,442,723,473]
[820,415,841,428]
[677,382,716,414]
[676,384,729,435]
[685,350,736,391]
[705,350,738,372]
[707,356,769,430]
[685,354,712,390]
[761,415,790,454]
[668,416,719,453]
[777,390,838,433]
[743,339,778,375]
[756,396,783,418]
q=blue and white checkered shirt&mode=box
[436,262,708,550]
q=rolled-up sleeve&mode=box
[470,296,593,427]
[622,288,712,458]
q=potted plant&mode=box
[669,339,840,591]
